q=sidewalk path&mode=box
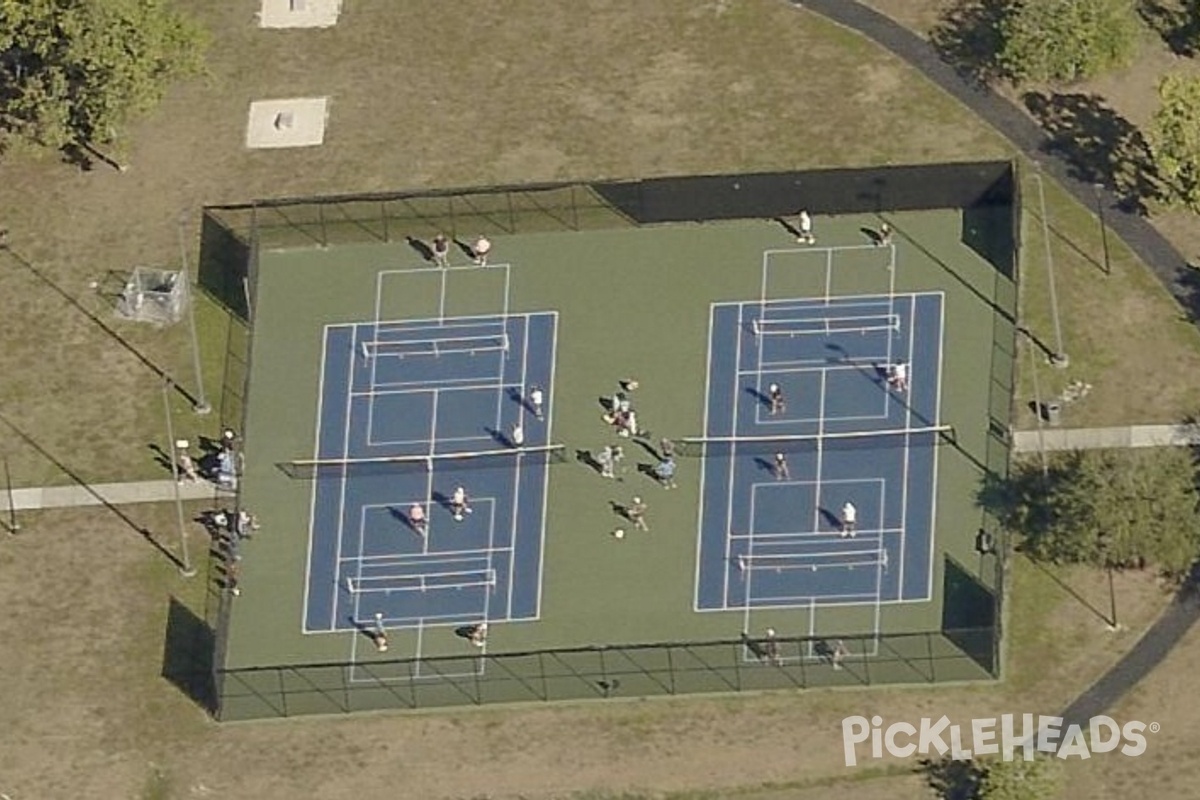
[1012,423,1200,453]
[1,478,230,513]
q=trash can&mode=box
[1046,401,1062,427]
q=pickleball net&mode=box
[675,425,955,459]
[279,443,567,479]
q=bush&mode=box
[997,0,1142,84]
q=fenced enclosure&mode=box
[217,628,997,720]
[200,161,1018,720]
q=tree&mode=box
[1149,73,1200,211]
[975,755,1062,800]
[986,448,1200,581]
[924,753,1062,800]
[0,0,208,156]
[996,0,1142,84]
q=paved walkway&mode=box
[1012,423,1200,453]
[797,0,1200,733]
[1,478,230,513]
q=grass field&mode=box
[3,0,1199,796]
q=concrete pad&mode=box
[1,479,231,513]
[246,97,329,149]
[259,0,342,29]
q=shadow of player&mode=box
[812,639,835,664]
[507,386,535,414]
[387,505,423,534]
[406,236,434,263]
[350,616,386,647]
[431,491,453,513]
[576,449,603,474]
[818,508,841,530]
[609,500,633,521]
[752,456,776,474]
[485,426,514,447]
[860,226,884,246]
[146,442,175,476]
[772,216,801,239]
[453,238,477,260]
[745,385,771,409]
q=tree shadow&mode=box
[921,755,980,800]
[929,0,1012,86]
[1023,91,1160,214]
[1138,0,1200,57]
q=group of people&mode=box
[174,428,241,490]
[430,233,492,268]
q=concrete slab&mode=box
[0,479,232,513]
[259,0,341,29]
[246,97,329,149]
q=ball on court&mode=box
[614,529,626,539]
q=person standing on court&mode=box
[840,501,857,538]
[796,210,815,244]
[529,385,544,420]
[432,233,450,267]
[451,486,473,521]
[473,234,492,266]
[408,502,428,537]
[653,457,677,489]
[511,423,525,447]
[768,383,786,416]
[627,496,649,531]
[877,222,893,247]
[887,361,909,393]
[596,445,615,479]
[773,452,790,481]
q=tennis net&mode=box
[279,443,567,479]
[675,425,953,458]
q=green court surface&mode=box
[217,190,1015,719]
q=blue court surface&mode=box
[695,292,944,612]
[303,312,558,633]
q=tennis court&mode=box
[213,167,1018,718]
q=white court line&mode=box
[897,294,918,597]
[364,432,494,449]
[374,263,513,278]
[812,370,827,531]
[824,248,833,304]
[693,304,718,612]
[926,294,947,600]
[424,390,439,554]
[332,327,360,632]
[752,297,896,314]
[344,549,507,566]
[807,597,816,658]
[533,312,559,621]
[732,528,899,541]
[738,361,889,376]
[763,243,884,256]
[369,318,508,336]
[510,313,532,619]
[438,267,448,320]
[413,619,426,678]
[301,327,332,633]
[359,382,509,403]
[365,374,511,392]
[722,304,748,608]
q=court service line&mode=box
[302,327,332,633]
